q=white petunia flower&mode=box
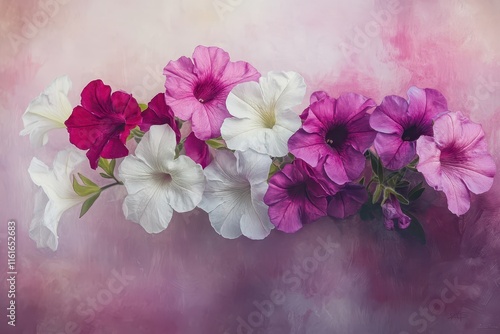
[28,148,88,251]
[20,76,73,147]
[221,71,306,157]
[198,149,274,240]
[119,125,205,234]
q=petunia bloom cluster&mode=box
[21,45,496,251]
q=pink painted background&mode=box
[1,0,500,333]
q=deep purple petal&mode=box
[407,87,448,129]
[374,133,416,170]
[346,112,376,152]
[140,93,181,143]
[327,183,368,219]
[184,132,211,168]
[334,92,376,123]
[302,97,336,134]
[369,95,408,134]
[288,130,331,168]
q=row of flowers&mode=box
[21,46,496,250]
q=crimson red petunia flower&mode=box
[65,80,142,169]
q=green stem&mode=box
[101,181,123,191]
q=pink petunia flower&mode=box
[288,92,376,185]
[139,93,180,143]
[381,194,411,230]
[370,87,448,170]
[65,80,142,169]
[184,132,212,168]
[264,159,328,233]
[327,183,368,219]
[163,46,260,140]
[416,111,496,216]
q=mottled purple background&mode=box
[1,0,500,333]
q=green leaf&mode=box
[386,187,410,205]
[372,184,382,204]
[109,159,116,175]
[98,158,110,174]
[409,187,425,201]
[206,139,226,149]
[369,152,384,182]
[79,192,101,218]
[359,177,365,185]
[78,173,98,187]
[72,176,100,197]
[99,173,114,179]
[139,103,148,111]
[268,163,280,178]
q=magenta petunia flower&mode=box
[139,93,180,143]
[184,132,211,168]
[381,195,411,230]
[416,111,496,216]
[163,45,260,140]
[264,159,328,233]
[288,92,376,185]
[65,80,142,169]
[370,87,448,170]
[327,183,368,219]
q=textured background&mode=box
[1,0,500,333]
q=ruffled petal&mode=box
[407,86,448,128]
[375,133,416,170]
[259,71,306,112]
[335,92,376,123]
[369,95,408,134]
[20,76,73,147]
[164,156,205,212]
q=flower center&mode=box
[257,104,277,129]
[193,77,223,104]
[402,125,421,142]
[287,182,307,198]
[325,125,348,149]
[153,172,173,185]
[439,146,466,167]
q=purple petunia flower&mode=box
[416,111,496,216]
[264,159,328,233]
[327,183,368,219]
[139,93,181,143]
[163,46,260,140]
[381,194,411,230]
[288,92,376,185]
[370,87,448,170]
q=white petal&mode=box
[134,125,176,168]
[20,76,73,147]
[119,125,205,233]
[199,150,273,240]
[240,182,273,239]
[29,189,59,251]
[236,150,272,185]
[164,155,205,212]
[122,186,174,234]
[226,81,264,119]
[259,71,306,112]
[28,149,86,207]
[119,155,158,195]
